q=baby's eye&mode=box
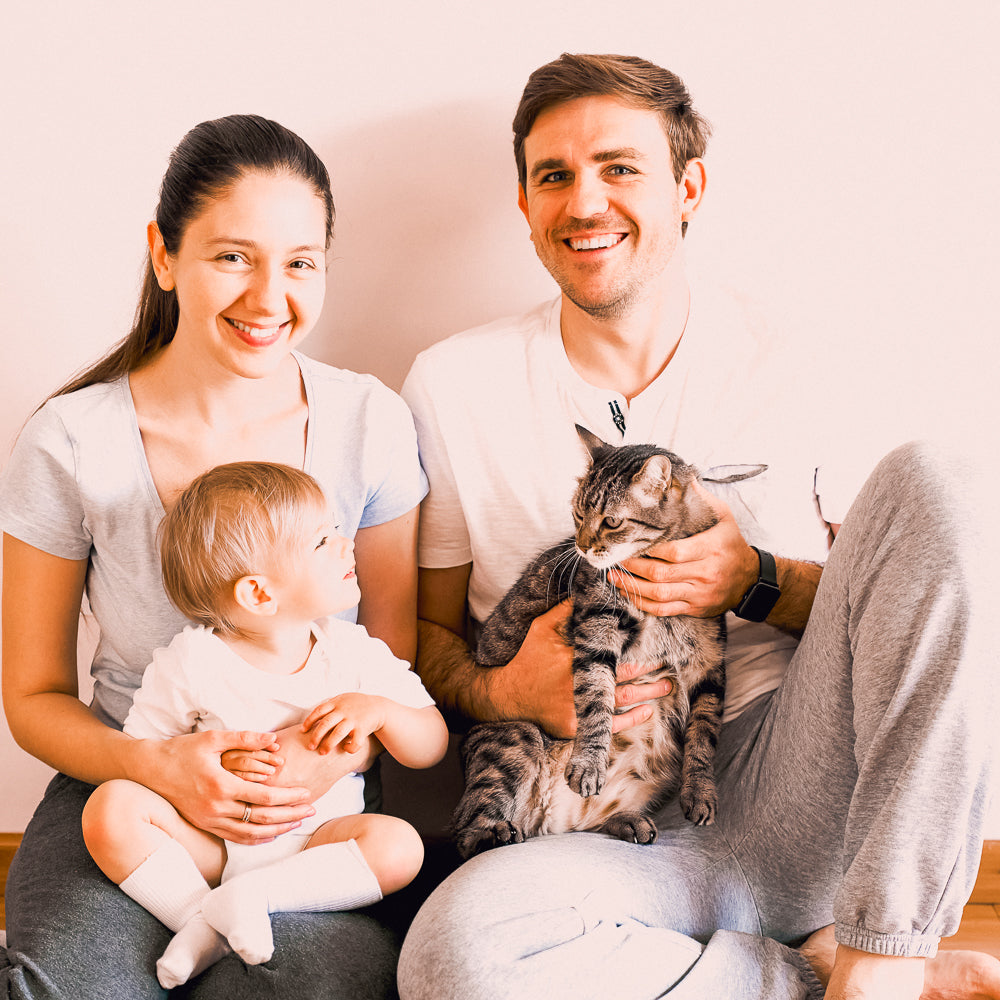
[603,516,623,530]
[316,536,328,549]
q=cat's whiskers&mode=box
[545,543,581,605]
[611,564,644,607]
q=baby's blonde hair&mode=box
[159,461,327,635]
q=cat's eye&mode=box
[603,516,624,530]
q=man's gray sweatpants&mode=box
[398,440,997,1000]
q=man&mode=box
[397,53,998,1000]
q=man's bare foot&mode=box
[800,925,1000,999]
[924,950,1000,1000]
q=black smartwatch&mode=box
[732,546,781,622]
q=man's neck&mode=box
[559,268,691,403]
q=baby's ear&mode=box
[233,575,278,617]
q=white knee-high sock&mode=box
[201,839,383,965]
[118,838,230,988]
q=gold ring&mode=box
[241,803,252,823]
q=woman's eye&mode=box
[219,253,244,264]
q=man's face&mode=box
[518,95,701,320]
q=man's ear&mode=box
[147,221,175,291]
[679,158,707,225]
[232,575,278,617]
[518,183,531,229]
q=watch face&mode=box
[735,580,781,622]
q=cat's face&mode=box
[572,452,681,570]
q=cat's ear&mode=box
[633,454,674,505]
[576,424,610,460]
[702,463,768,484]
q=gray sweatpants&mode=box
[398,441,997,1000]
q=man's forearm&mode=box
[767,557,823,636]
[415,618,497,726]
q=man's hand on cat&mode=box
[504,603,658,738]
[499,602,672,739]
[610,482,758,618]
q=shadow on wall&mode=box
[303,98,555,391]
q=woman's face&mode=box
[150,170,328,377]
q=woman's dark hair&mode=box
[53,115,335,398]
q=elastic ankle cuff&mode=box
[836,924,940,958]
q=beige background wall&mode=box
[1,0,997,832]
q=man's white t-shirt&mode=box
[403,284,858,721]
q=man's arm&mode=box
[611,481,825,634]
[415,565,669,738]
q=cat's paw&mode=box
[564,756,606,798]
[454,821,525,859]
[601,812,658,845]
[680,785,717,826]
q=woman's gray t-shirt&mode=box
[0,352,427,728]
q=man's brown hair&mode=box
[513,53,712,189]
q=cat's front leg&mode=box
[678,657,726,826]
[564,641,619,797]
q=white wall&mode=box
[2,1,997,833]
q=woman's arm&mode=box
[2,533,313,844]
[354,507,419,665]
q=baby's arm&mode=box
[300,695,448,770]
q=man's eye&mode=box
[540,171,568,184]
[289,259,316,270]
[218,253,244,263]
[608,165,635,176]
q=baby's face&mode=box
[277,511,361,621]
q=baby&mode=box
[82,461,448,988]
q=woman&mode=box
[0,115,425,998]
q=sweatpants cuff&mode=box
[785,948,826,1000]
[835,924,940,958]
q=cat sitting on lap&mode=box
[452,425,764,859]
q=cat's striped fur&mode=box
[452,426,735,859]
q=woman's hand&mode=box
[611,483,757,618]
[140,729,315,846]
[493,602,673,740]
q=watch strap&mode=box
[733,546,781,622]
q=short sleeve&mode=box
[401,355,473,568]
[0,402,91,558]
[123,633,203,739]
[356,385,428,531]
[299,357,427,539]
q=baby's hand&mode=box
[220,741,282,782]
[301,694,388,755]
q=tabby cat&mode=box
[452,425,764,859]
